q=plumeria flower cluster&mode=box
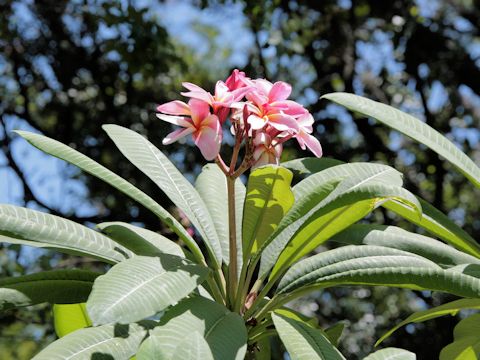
[156,69,322,174]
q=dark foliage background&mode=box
[1,0,479,358]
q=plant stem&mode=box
[227,175,238,308]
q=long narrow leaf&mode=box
[0,270,99,311]
[195,164,245,268]
[377,298,480,345]
[332,224,480,268]
[0,204,131,263]
[33,322,151,360]
[321,92,480,188]
[97,221,185,258]
[242,165,294,258]
[277,246,480,299]
[103,124,222,267]
[259,163,405,279]
[87,254,208,325]
[137,297,247,360]
[383,199,480,258]
[272,313,346,360]
[14,130,201,262]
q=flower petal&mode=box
[268,113,299,132]
[162,127,195,145]
[180,90,213,104]
[192,126,222,160]
[157,100,191,116]
[189,99,211,125]
[156,114,192,127]
[248,114,266,130]
[271,100,307,116]
[296,132,323,157]
[269,81,292,102]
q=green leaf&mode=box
[195,164,246,268]
[258,162,407,279]
[363,348,416,360]
[53,303,92,338]
[14,130,201,262]
[87,254,208,325]
[440,314,480,360]
[383,198,480,258]
[281,157,343,177]
[276,245,480,299]
[377,298,480,345]
[136,297,247,360]
[0,270,99,311]
[270,178,421,279]
[175,332,214,360]
[0,204,132,264]
[321,92,480,188]
[242,165,294,258]
[97,221,185,258]
[332,224,480,268]
[324,322,345,347]
[32,322,150,360]
[274,307,319,327]
[272,313,346,360]
[103,124,221,267]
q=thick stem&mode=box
[227,175,238,308]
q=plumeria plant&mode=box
[1,69,480,359]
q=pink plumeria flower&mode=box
[252,132,283,168]
[180,79,252,123]
[225,69,251,91]
[294,113,323,157]
[156,99,222,160]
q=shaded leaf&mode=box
[363,347,416,360]
[0,270,99,311]
[87,254,208,325]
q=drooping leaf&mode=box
[32,322,151,360]
[87,254,208,325]
[383,198,480,258]
[103,124,221,267]
[276,245,480,299]
[136,297,247,360]
[363,347,416,360]
[269,179,421,280]
[242,165,294,258]
[14,130,201,262]
[195,163,245,269]
[97,222,185,258]
[0,204,132,264]
[0,270,99,311]
[321,92,480,188]
[259,162,408,279]
[332,224,480,268]
[53,303,92,338]
[440,314,480,360]
[272,313,346,360]
[377,298,480,345]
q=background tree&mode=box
[1,0,480,358]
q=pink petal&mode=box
[189,99,211,126]
[157,100,191,116]
[192,126,222,160]
[156,114,192,127]
[253,79,273,96]
[269,81,292,102]
[271,100,307,116]
[246,90,269,107]
[248,114,267,130]
[180,90,213,105]
[182,82,207,93]
[162,127,195,145]
[297,113,314,131]
[268,113,299,132]
[230,86,254,102]
[297,132,323,157]
[214,81,230,100]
